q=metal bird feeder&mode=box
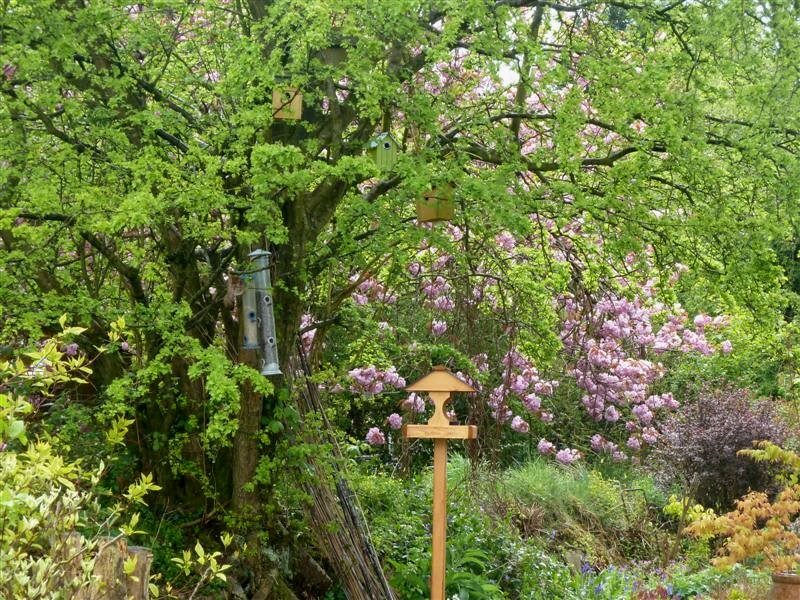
[241,274,260,350]
[249,249,281,376]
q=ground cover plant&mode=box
[2,0,800,597]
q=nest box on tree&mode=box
[416,182,455,223]
[367,132,400,172]
[272,87,303,120]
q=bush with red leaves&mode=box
[651,386,787,510]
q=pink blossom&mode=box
[387,413,403,430]
[556,448,581,465]
[495,231,516,252]
[641,427,659,445]
[720,340,732,354]
[402,393,426,413]
[365,427,385,446]
[604,405,620,422]
[537,439,555,454]
[510,416,529,433]
[472,353,489,373]
[300,314,317,355]
[431,320,447,336]
[523,393,541,412]
[408,262,423,276]
[626,436,641,450]
[433,296,455,311]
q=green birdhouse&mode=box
[367,132,400,172]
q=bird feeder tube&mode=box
[248,249,281,376]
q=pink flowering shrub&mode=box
[365,427,385,446]
[560,287,732,461]
[324,213,735,466]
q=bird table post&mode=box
[403,365,476,600]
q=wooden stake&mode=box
[403,366,478,600]
[431,438,448,600]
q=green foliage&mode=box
[350,454,676,599]
[2,0,800,596]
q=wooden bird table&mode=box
[402,365,477,600]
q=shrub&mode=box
[651,386,786,510]
[685,442,800,575]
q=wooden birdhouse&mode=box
[415,182,455,223]
[367,132,400,172]
[272,87,303,120]
[319,45,348,65]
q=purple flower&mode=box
[64,343,79,357]
[523,393,541,412]
[556,448,581,465]
[120,341,130,352]
[604,405,620,422]
[408,262,423,276]
[720,340,732,354]
[510,416,529,433]
[365,427,385,446]
[386,413,403,430]
[495,231,516,251]
[537,439,555,454]
[433,296,455,312]
[402,393,426,413]
[626,436,642,450]
[431,320,447,336]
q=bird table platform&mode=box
[402,365,476,600]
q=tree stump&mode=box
[66,536,153,600]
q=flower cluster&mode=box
[365,427,385,446]
[348,365,406,395]
[350,275,398,306]
[561,284,731,459]
[487,348,558,431]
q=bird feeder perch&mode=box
[367,132,400,172]
[403,365,476,600]
[272,87,303,120]
[415,183,455,223]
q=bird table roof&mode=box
[405,365,475,393]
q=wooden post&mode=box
[403,366,477,600]
[431,438,448,600]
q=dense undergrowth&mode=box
[336,455,773,600]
